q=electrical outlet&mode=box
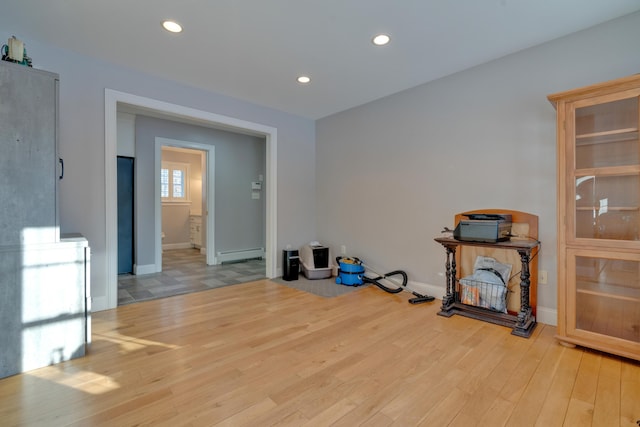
[539,270,548,285]
[340,245,346,255]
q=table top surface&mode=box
[434,236,540,250]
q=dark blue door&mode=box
[117,156,134,274]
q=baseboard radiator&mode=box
[217,247,264,264]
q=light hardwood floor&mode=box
[1,280,639,426]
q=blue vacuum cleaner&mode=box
[335,256,435,304]
[335,256,365,286]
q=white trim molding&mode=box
[155,137,216,270]
[133,264,157,275]
[103,89,278,311]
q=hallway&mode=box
[117,248,266,305]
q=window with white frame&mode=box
[161,161,190,202]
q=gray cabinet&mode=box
[0,237,90,378]
[0,62,89,379]
[0,60,59,246]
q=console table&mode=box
[435,209,540,338]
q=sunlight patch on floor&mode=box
[27,367,120,395]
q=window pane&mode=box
[160,164,188,200]
[161,169,169,198]
[173,170,183,185]
[173,184,183,198]
[173,170,183,198]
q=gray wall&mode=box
[316,11,640,323]
[10,10,640,316]
[15,37,316,311]
[136,116,266,265]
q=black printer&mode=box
[453,213,512,243]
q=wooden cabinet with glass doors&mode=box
[548,75,640,361]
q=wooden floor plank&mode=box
[534,346,582,426]
[592,355,621,426]
[0,279,639,426]
[620,360,640,426]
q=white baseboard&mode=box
[163,242,193,250]
[134,264,159,275]
[217,247,264,263]
[535,306,557,326]
[92,296,107,312]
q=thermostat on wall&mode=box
[251,181,262,190]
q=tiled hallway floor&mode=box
[117,248,266,305]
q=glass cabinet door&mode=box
[569,250,640,344]
[571,95,640,242]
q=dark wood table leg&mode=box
[512,249,536,337]
[438,245,456,316]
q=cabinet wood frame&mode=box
[549,74,640,361]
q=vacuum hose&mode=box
[362,270,407,294]
[337,257,434,304]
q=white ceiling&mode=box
[2,1,640,119]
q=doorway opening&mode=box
[104,89,278,311]
[117,135,268,305]
[154,138,216,269]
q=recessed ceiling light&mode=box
[162,20,183,33]
[297,76,311,84]
[372,34,390,46]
